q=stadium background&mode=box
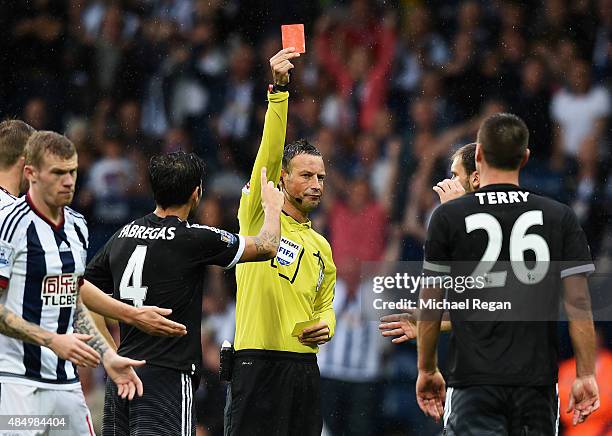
[0,0,610,434]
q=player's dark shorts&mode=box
[103,364,196,436]
[443,384,559,436]
[224,350,321,436]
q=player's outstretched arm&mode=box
[0,288,101,367]
[80,279,187,337]
[238,48,298,234]
[74,296,145,400]
[563,274,599,426]
[91,311,118,351]
[380,311,452,344]
[240,167,284,262]
[416,285,446,422]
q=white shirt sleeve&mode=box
[0,239,16,282]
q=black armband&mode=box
[268,83,289,93]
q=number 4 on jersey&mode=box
[120,245,148,307]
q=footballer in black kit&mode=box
[85,152,285,436]
[426,184,594,384]
[417,114,599,435]
[88,216,243,368]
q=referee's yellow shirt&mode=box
[235,91,336,353]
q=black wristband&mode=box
[269,83,289,93]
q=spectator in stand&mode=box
[368,110,403,207]
[94,4,148,101]
[352,134,386,195]
[163,126,192,154]
[511,56,553,165]
[117,100,158,155]
[443,31,481,120]
[418,70,455,128]
[455,1,490,50]
[92,5,126,95]
[592,0,612,83]
[216,42,258,173]
[498,29,526,100]
[392,5,449,105]
[551,58,611,220]
[81,135,136,253]
[329,176,388,275]
[315,3,396,131]
[23,97,50,131]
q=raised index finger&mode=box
[260,167,268,187]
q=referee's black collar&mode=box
[282,210,311,229]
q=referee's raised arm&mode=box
[238,48,300,235]
[227,47,336,436]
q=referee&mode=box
[224,48,336,436]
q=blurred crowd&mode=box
[1,0,611,434]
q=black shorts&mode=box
[224,350,321,436]
[443,384,559,436]
[103,364,196,436]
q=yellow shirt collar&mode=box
[282,210,312,230]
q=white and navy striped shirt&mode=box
[0,194,89,389]
[318,279,387,382]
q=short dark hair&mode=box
[25,131,76,168]
[0,120,35,169]
[477,113,529,170]
[282,139,322,170]
[452,143,477,175]
[149,152,204,209]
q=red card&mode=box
[281,24,306,53]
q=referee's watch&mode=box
[269,83,289,93]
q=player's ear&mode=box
[471,171,480,190]
[190,185,200,203]
[23,165,36,184]
[475,143,483,164]
[519,148,530,169]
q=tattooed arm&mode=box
[0,301,55,346]
[240,167,284,262]
[243,228,281,262]
[0,287,101,367]
[73,298,116,357]
[74,295,146,400]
